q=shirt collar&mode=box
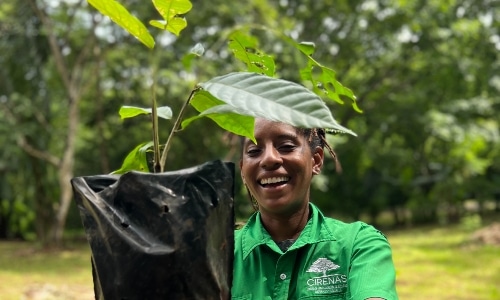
[240,203,337,259]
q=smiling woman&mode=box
[232,118,399,300]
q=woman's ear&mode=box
[312,147,324,175]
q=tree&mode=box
[1,0,498,243]
[1,0,100,245]
[307,258,340,277]
[287,0,499,224]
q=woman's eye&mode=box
[279,144,296,152]
[246,148,261,156]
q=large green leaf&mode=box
[182,90,256,142]
[198,72,357,136]
[87,0,155,48]
[119,105,173,120]
[150,0,192,36]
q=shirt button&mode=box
[280,273,287,280]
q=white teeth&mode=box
[260,177,289,185]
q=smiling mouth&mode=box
[259,176,290,187]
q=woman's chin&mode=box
[259,198,302,215]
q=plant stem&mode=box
[152,81,161,173]
[159,87,199,172]
[149,49,161,173]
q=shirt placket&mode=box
[272,250,298,299]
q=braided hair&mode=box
[297,127,342,174]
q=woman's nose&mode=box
[260,146,282,169]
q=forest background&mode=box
[0,0,498,249]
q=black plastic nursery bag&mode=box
[71,160,235,300]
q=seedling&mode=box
[88,0,359,173]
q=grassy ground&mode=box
[0,241,94,300]
[0,225,498,299]
[389,225,500,300]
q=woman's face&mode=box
[240,119,324,215]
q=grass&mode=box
[0,241,94,300]
[388,225,500,300]
[0,224,498,299]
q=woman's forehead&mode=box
[244,119,302,145]
[254,118,296,134]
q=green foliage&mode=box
[149,0,192,36]
[87,0,155,48]
[181,90,256,142]
[181,43,205,69]
[195,72,356,137]
[460,213,482,232]
[226,28,361,113]
[88,0,193,48]
[296,42,362,113]
[182,71,357,143]
[88,0,357,173]
[119,105,173,120]
[111,142,154,174]
[2,0,499,241]
[228,31,275,76]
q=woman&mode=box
[232,118,398,299]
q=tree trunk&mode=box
[30,157,54,245]
[53,83,79,244]
[28,0,95,246]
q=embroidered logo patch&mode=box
[305,258,347,294]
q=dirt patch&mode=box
[470,222,500,246]
[22,284,94,300]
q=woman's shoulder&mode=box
[323,217,373,229]
[321,216,388,242]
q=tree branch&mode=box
[16,135,61,167]
[2,102,61,167]
[28,0,74,101]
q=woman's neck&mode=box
[260,203,310,242]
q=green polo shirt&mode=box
[232,203,398,300]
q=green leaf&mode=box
[111,142,154,174]
[299,54,362,113]
[87,0,155,49]
[188,89,224,111]
[119,105,172,120]
[182,43,205,69]
[190,42,205,56]
[182,91,256,142]
[297,41,316,56]
[119,106,149,119]
[320,66,360,110]
[228,31,275,76]
[156,107,174,119]
[150,0,192,36]
[198,72,357,136]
